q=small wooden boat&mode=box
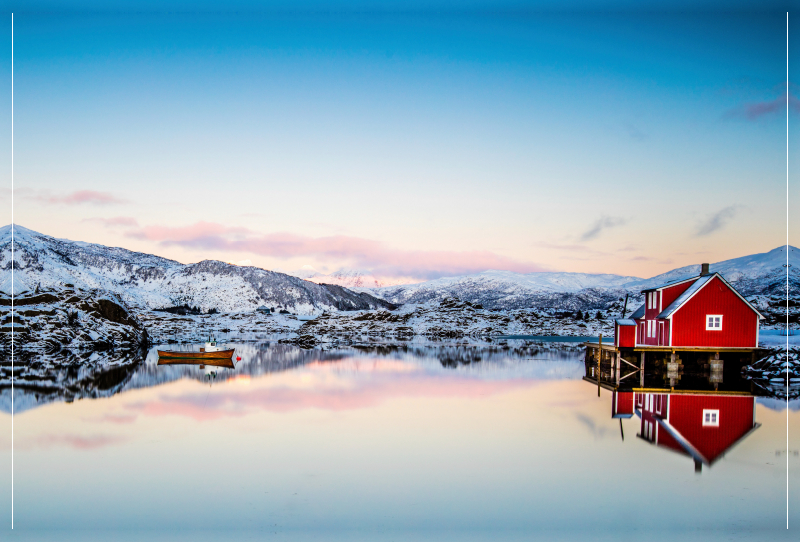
[157,347,235,368]
[158,337,236,368]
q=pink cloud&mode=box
[118,221,546,279]
[726,92,800,120]
[30,190,128,205]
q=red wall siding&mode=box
[667,395,755,463]
[660,280,695,313]
[612,391,635,417]
[616,325,636,347]
[671,276,759,347]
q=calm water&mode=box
[1,340,798,541]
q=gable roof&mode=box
[615,318,637,326]
[640,275,698,294]
[656,272,764,320]
[628,304,645,320]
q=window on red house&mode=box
[706,315,722,330]
[702,409,719,426]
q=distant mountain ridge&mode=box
[1,225,795,318]
[288,267,417,289]
[364,246,799,313]
[0,225,395,314]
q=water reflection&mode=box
[1,339,585,412]
[585,344,768,473]
[2,340,797,539]
[612,390,760,472]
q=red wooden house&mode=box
[615,264,763,349]
[635,391,759,471]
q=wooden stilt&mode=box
[597,334,602,397]
[640,351,645,387]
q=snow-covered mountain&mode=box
[0,225,395,314]
[308,268,388,289]
[2,224,795,320]
[288,267,416,289]
[624,246,797,297]
[366,246,800,314]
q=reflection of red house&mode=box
[625,265,763,349]
[611,391,635,418]
[636,392,760,471]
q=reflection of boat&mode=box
[157,353,235,368]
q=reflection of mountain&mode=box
[613,390,759,472]
[0,348,146,413]
[2,341,585,413]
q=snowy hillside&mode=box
[0,225,395,314]
[369,269,641,310]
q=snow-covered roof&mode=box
[615,319,637,326]
[656,274,714,318]
[628,304,645,320]
[657,273,764,320]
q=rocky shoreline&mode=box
[3,290,799,400]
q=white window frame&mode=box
[706,314,723,331]
[702,409,719,427]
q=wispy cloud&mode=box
[725,91,800,120]
[695,206,739,237]
[28,190,128,205]
[580,216,625,242]
[624,123,647,142]
[107,220,546,279]
[534,241,610,258]
[18,434,126,451]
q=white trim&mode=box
[666,394,670,422]
[756,320,759,347]
[659,290,663,313]
[668,314,673,346]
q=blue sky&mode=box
[0,4,795,280]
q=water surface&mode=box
[1,340,797,541]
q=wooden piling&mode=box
[640,351,645,387]
[597,334,602,397]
